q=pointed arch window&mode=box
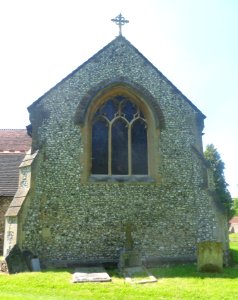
[91,96,148,175]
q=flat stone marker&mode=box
[123,266,157,284]
[72,267,111,283]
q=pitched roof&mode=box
[0,129,31,196]
[28,36,205,119]
[0,153,26,196]
[0,129,31,152]
[229,216,238,224]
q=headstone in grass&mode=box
[31,257,41,272]
[119,249,142,269]
[197,241,223,272]
[118,223,142,269]
[22,249,34,270]
[22,250,41,272]
[5,244,29,274]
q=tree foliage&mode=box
[232,198,238,215]
[204,144,233,218]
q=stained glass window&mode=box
[132,119,148,174]
[91,96,148,175]
[92,118,108,174]
[112,119,128,174]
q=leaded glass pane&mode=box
[100,99,117,121]
[112,118,128,174]
[115,95,125,103]
[92,118,108,174]
[132,119,148,174]
[122,100,137,122]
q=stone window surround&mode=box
[77,83,162,183]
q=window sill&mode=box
[89,175,155,183]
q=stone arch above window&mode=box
[77,80,161,182]
[75,78,165,130]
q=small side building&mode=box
[229,216,238,233]
[0,129,31,254]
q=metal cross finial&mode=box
[111,13,129,36]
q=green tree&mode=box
[204,144,233,218]
[232,198,238,215]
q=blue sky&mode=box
[0,0,237,196]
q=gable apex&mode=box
[28,35,205,119]
[28,36,129,112]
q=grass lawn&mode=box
[229,233,238,263]
[0,236,238,300]
[1,265,238,299]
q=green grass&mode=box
[0,265,238,300]
[230,233,238,264]
[0,236,238,300]
[229,233,238,242]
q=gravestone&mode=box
[31,258,41,272]
[124,266,157,284]
[118,223,142,269]
[125,223,134,250]
[5,244,29,274]
[197,241,223,272]
[22,249,34,270]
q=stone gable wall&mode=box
[20,37,227,266]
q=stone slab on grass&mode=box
[123,266,157,284]
[72,266,111,283]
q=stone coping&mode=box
[5,189,29,217]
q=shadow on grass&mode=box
[148,263,238,280]
[40,263,238,280]
[41,268,74,275]
[41,266,125,279]
[230,245,238,264]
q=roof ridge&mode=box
[0,150,28,153]
[0,129,27,131]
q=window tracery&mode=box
[92,95,148,175]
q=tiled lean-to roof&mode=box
[0,129,31,153]
[0,129,31,196]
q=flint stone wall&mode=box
[18,37,228,266]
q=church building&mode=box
[4,17,228,267]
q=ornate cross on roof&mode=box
[111,13,129,36]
